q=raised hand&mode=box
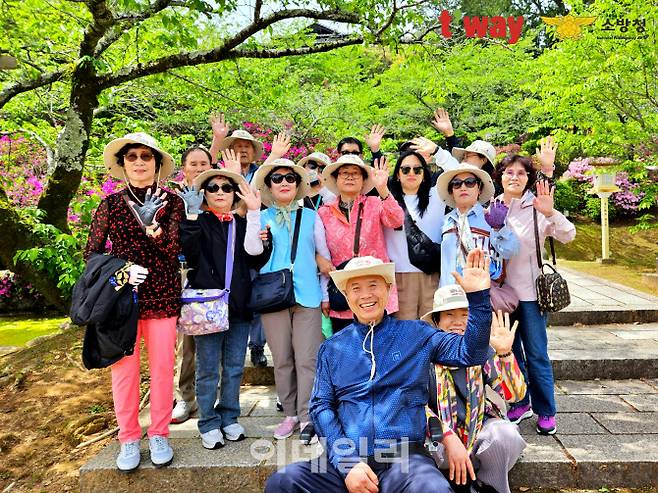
[221,149,242,174]
[452,248,491,293]
[371,155,391,195]
[489,310,518,355]
[177,185,204,216]
[270,132,292,159]
[365,124,387,153]
[484,200,509,230]
[410,136,438,158]
[432,108,454,136]
[129,188,168,227]
[235,181,261,211]
[533,180,555,217]
[536,136,557,175]
[210,112,229,140]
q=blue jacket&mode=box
[309,289,492,477]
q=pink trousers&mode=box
[111,317,177,443]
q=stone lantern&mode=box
[588,158,620,263]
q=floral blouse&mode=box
[84,185,185,319]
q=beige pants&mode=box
[394,272,440,321]
[261,304,323,422]
[174,333,196,403]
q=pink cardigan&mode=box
[502,192,576,302]
[318,194,404,318]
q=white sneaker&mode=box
[222,423,246,441]
[171,400,197,424]
[116,440,141,472]
[149,436,174,467]
[201,428,225,449]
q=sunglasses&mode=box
[206,182,234,194]
[449,177,481,191]
[339,150,361,156]
[270,173,299,185]
[124,151,154,162]
[400,166,423,176]
[306,161,326,171]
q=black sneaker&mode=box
[276,399,283,412]
[250,347,267,367]
[299,422,317,445]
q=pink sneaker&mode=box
[273,416,299,440]
[507,403,533,424]
[536,415,557,435]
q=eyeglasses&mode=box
[504,169,528,178]
[448,177,480,191]
[400,166,423,176]
[125,151,154,162]
[270,173,299,185]
[339,150,361,156]
[206,183,234,194]
[338,170,363,179]
[306,161,326,172]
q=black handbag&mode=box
[533,208,570,312]
[327,203,364,311]
[247,210,303,314]
[401,202,441,275]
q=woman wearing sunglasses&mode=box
[297,151,336,210]
[384,151,446,320]
[436,163,520,289]
[178,168,271,449]
[252,159,331,443]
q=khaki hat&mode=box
[452,140,496,167]
[193,168,249,209]
[329,256,395,294]
[103,132,176,180]
[219,129,264,160]
[420,284,469,325]
[322,154,375,196]
[298,151,332,169]
[436,163,495,209]
[251,158,311,207]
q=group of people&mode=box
[81,107,575,493]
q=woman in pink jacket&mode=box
[494,155,575,436]
[318,154,404,332]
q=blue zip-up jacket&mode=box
[309,289,492,477]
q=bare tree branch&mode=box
[230,37,363,59]
[0,71,66,110]
[19,128,55,169]
[254,0,262,22]
[79,0,117,57]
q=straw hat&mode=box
[103,132,175,180]
[251,158,310,207]
[329,256,395,294]
[219,129,264,159]
[298,151,332,169]
[451,140,496,166]
[435,163,495,209]
[420,285,469,324]
[193,168,249,209]
[321,154,375,196]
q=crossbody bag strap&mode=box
[224,219,236,290]
[532,208,543,270]
[290,207,304,267]
[548,236,557,266]
[353,201,365,256]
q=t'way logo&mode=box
[438,10,525,44]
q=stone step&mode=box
[80,381,658,492]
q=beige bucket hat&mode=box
[329,256,395,294]
[193,168,249,209]
[321,154,375,196]
[420,284,469,324]
[451,140,496,167]
[298,151,332,169]
[251,158,310,207]
[436,163,495,209]
[219,129,264,159]
[103,132,176,180]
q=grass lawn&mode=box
[0,316,69,348]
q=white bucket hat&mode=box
[251,158,310,207]
[321,154,375,196]
[436,163,495,209]
[452,140,496,167]
[193,168,249,209]
[298,151,332,169]
[219,129,264,159]
[103,132,176,180]
[329,256,395,294]
[420,284,469,325]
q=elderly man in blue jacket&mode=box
[265,249,493,493]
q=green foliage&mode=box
[554,180,581,214]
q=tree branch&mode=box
[19,128,55,169]
[79,0,117,56]
[254,0,262,22]
[0,71,66,110]
[230,38,363,59]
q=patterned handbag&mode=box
[533,209,570,312]
[178,220,235,335]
